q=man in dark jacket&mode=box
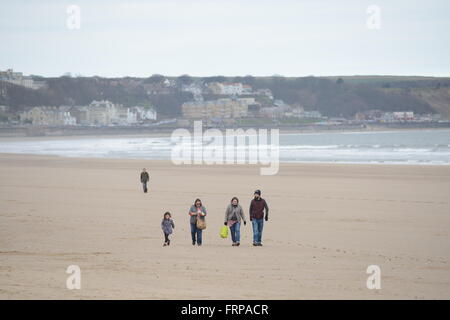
[140,168,149,193]
[249,189,269,246]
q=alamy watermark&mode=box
[66,5,81,30]
[366,265,381,289]
[171,121,280,175]
[66,265,81,290]
[366,5,381,30]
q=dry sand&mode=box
[0,153,449,299]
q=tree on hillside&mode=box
[177,74,194,86]
[203,76,228,83]
[148,91,193,117]
[144,74,165,84]
[243,75,256,86]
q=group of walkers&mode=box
[140,169,270,247]
[161,191,269,247]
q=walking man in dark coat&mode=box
[249,189,269,246]
[140,168,149,193]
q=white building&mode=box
[208,82,251,96]
[87,100,118,125]
[113,107,138,125]
[87,101,156,125]
[181,83,203,95]
[221,83,243,95]
[163,78,176,87]
[393,111,414,121]
[20,106,76,126]
[132,106,157,121]
[127,109,138,124]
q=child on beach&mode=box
[161,212,175,246]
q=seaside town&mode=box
[0,69,447,133]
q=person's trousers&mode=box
[190,223,202,245]
[230,221,241,243]
[164,232,170,243]
[142,182,148,193]
[252,218,264,244]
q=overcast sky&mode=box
[1,0,449,78]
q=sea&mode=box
[1,129,449,165]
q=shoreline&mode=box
[0,152,449,167]
[0,125,449,141]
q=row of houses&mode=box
[354,110,415,122]
[19,106,76,126]
[182,98,256,119]
[0,69,47,90]
[354,110,443,123]
[181,81,274,99]
[355,110,414,121]
[20,100,157,126]
[181,97,324,120]
[259,106,323,119]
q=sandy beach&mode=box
[0,153,449,299]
